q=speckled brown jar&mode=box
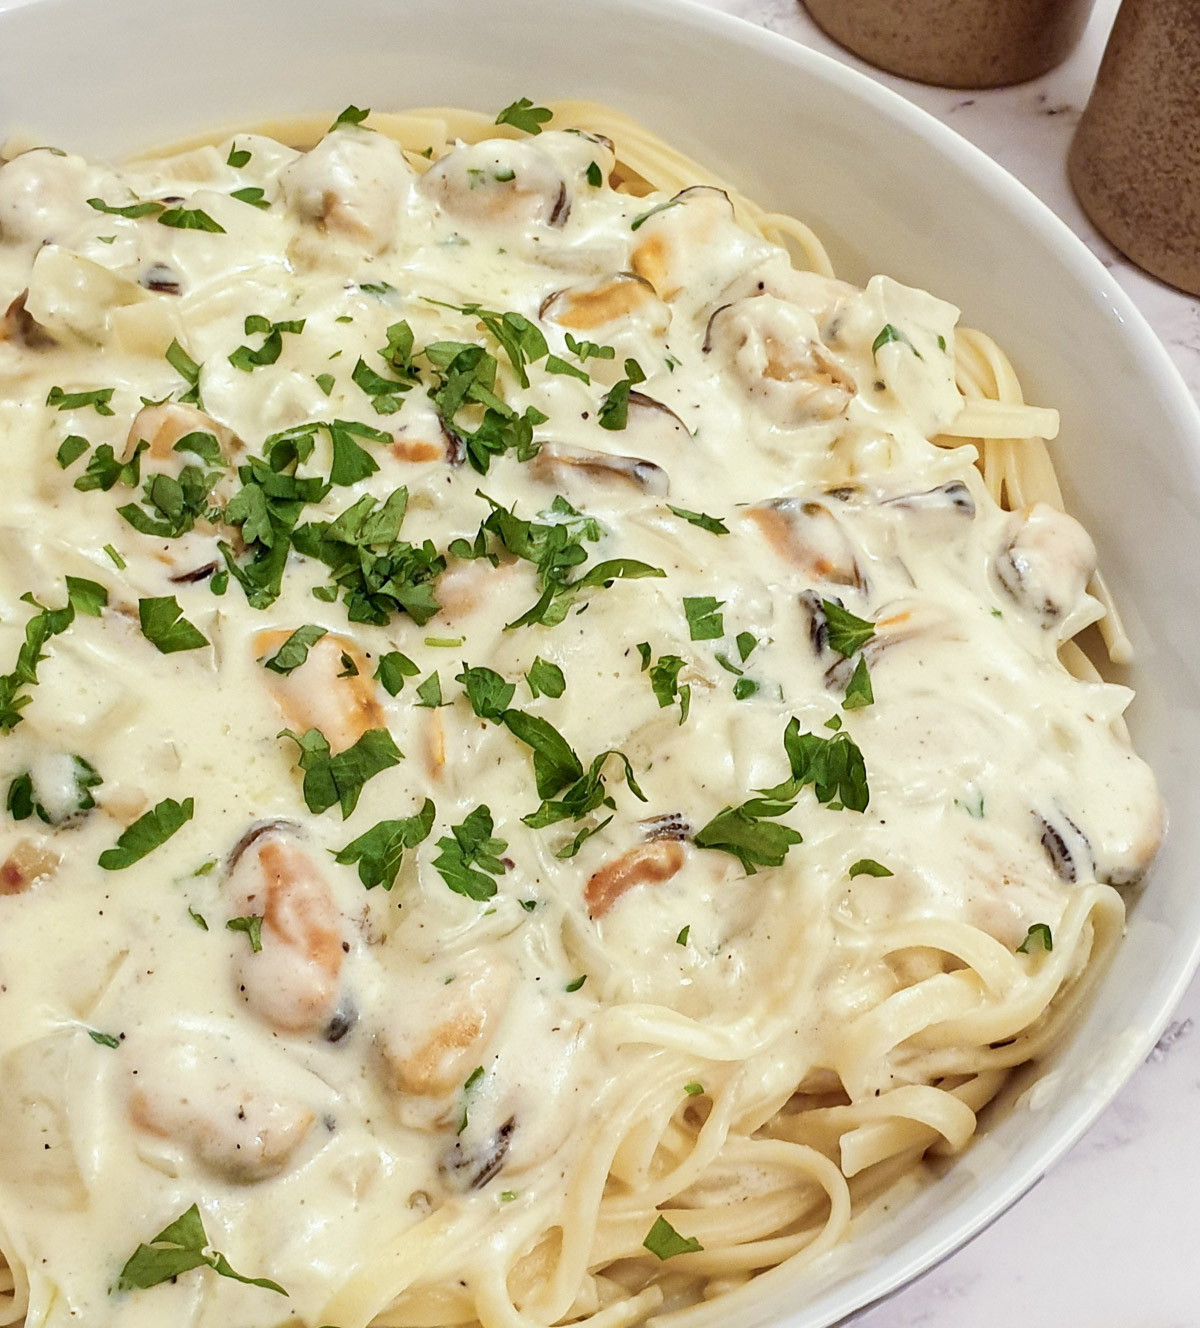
[801,0,1095,88]
[1069,0,1200,297]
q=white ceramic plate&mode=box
[3,1,1199,1324]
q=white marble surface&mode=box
[691,1,1200,1324]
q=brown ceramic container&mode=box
[1069,0,1200,298]
[801,0,1095,88]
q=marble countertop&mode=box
[693,1,1200,1324]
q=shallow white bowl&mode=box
[3,0,1199,1324]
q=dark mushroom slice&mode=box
[639,812,691,842]
[140,262,183,295]
[419,140,569,230]
[883,480,975,519]
[169,561,219,585]
[0,289,56,348]
[440,1115,515,1191]
[993,505,1096,628]
[323,1003,357,1044]
[1035,811,1093,884]
[530,442,669,497]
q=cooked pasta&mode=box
[0,99,1162,1328]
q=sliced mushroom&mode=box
[705,296,856,427]
[993,504,1097,631]
[0,289,55,348]
[530,441,668,497]
[255,630,383,754]
[419,139,569,230]
[1,839,61,894]
[585,840,686,919]
[540,272,670,338]
[746,499,864,589]
[224,825,345,1034]
[440,1115,514,1191]
[391,435,445,464]
[630,186,748,302]
[128,401,239,465]
[168,561,219,585]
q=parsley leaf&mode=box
[118,464,221,539]
[230,186,269,210]
[7,756,101,825]
[871,323,921,359]
[585,161,603,188]
[692,797,802,874]
[88,1029,120,1049]
[226,145,251,168]
[316,372,335,396]
[1018,922,1054,954]
[278,726,403,818]
[643,1215,703,1260]
[415,671,446,707]
[228,315,305,372]
[842,655,874,709]
[630,200,682,232]
[565,332,615,363]
[158,206,225,233]
[56,434,89,468]
[525,657,565,698]
[115,1203,286,1296]
[334,798,436,890]
[138,596,209,654]
[74,440,148,493]
[667,505,728,535]
[87,196,163,219]
[649,653,690,724]
[821,600,875,657]
[761,717,870,812]
[165,339,204,406]
[456,664,516,723]
[598,358,646,430]
[66,576,107,617]
[433,805,508,900]
[495,97,553,134]
[98,796,194,870]
[374,650,420,695]
[0,592,75,733]
[736,631,757,663]
[330,104,370,131]
[262,624,327,675]
[555,814,612,859]
[848,858,893,878]
[683,596,724,641]
[226,914,263,952]
[47,384,114,415]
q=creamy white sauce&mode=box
[0,118,1162,1327]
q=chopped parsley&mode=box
[761,717,870,812]
[261,624,327,675]
[585,161,603,188]
[334,799,436,890]
[165,339,204,405]
[642,1214,703,1260]
[667,504,728,535]
[87,196,163,219]
[871,323,921,359]
[821,600,875,657]
[495,97,553,134]
[330,104,370,131]
[115,1203,286,1296]
[98,796,194,870]
[630,199,681,232]
[158,206,225,233]
[415,671,446,707]
[138,596,209,654]
[278,726,403,818]
[564,332,615,363]
[564,974,587,992]
[374,650,420,696]
[456,664,516,723]
[228,314,305,372]
[0,591,77,733]
[684,1082,704,1096]
[226,145,251,168]
[46,384,115,416]
[732,677,758,701]
[692,796,803,875]
[597,357,646,431]
[103,544,126,570]
[316,372,335,396]
[226,914,264,952]
[230,186,269,209]
[55,434,89,468]
[848,858,893,878]
[736,631,757,663]
[842,655,874,709]
[525,656,565,699]
[555,815,612,859]
[1018,923,1054,954]
[74,440,147,492]
[649,653,690,724]
[87,1029,120,1049]
[683,596,724,641]
[66,576,107,617]
[676,925,690,946]
[7,756,101,825]
[433,805,509,900]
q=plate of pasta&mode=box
[0,2,1198,1328]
